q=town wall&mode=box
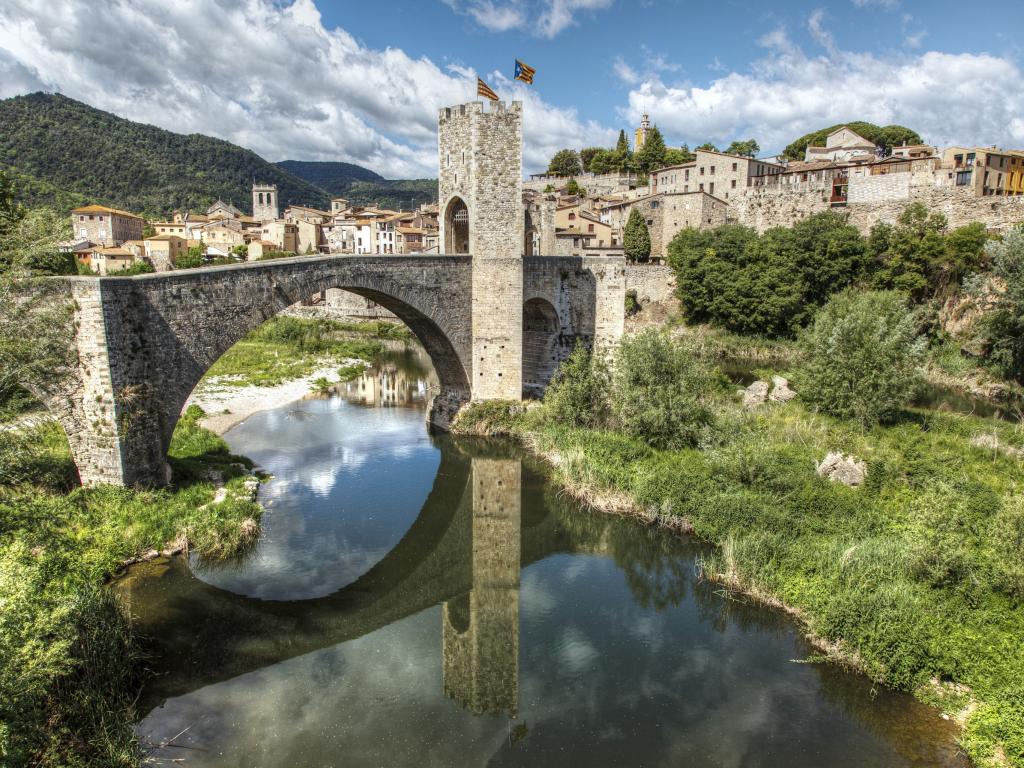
[523,171,639,197]
[625,264,676,307]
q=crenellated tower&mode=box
[252,182,279,222]
[438,101,524,401]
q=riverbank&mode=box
[452,397,1024,768]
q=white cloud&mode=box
[851,0,898,7]
[442,0,613,38]
[620,20,1024,155]
[0,0,609,177]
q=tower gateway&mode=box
[252,182,279,222]
[438,101,525,401]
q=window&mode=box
[646,219,654,226]
[588,223,594,232]
[710,166,715,175]
[955,170,972,186]
[568,212,576,220]
[683,184,689,192]
[684,169,690,181]
[731,179,737,189]
[732,162,737,171]
[709,182,714,194]
[700,167,705,176]
[79,216,84,221]
[699,183,704,191]
[650,200,659,209]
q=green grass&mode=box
[204,316,386,387]
[0,409,262,766]
[456,396,1024,767]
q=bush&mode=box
[991,495,1024,600]
[612,329,718,450]
[975,225,1024,382]
[543,344,610,428]
[799,290,925,426]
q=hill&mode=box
[278,161,437,211]
[782,122,923,161]
[0,92,330,216]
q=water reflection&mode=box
[118,345,969,767]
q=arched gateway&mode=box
[48,100,626,487]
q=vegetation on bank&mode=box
[0,409,262,767]
[202,316,407,388]
[454,318,1024,768]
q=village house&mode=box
[554,203,615,248]
[804,126,879,163]
[70,205,144,247]
[260,220,299,253]
[151,221,186,237]
[77,245,135,275]
[144,234,188,270]
[942,146,1022,196]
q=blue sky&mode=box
[1,0,1022,176]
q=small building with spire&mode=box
[635,113,651,151]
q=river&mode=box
[117,344,968,767]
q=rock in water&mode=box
[743,380,769,408]
[817,452,867,487]
[769,376,796,403]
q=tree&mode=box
[564,179,587,198]
[624,208,651,263]
[174,245,205,269]
[871,203,948,300]
[799,290,925,426]
[546,149,582,177]
[725,139,760,158]
[695,142,719,152]
[580,147,603,173]
[142,223,156,238]
[635,125,667,174]
[543,343,610,428]
[664,146,695,166]
[616,129,630,155]
[975,225,1024,382]
[612,329,717,450]
[543,184,555,193]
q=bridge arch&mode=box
[522,297,567,398]
[54,256,474,487]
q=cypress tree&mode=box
[624,208,651,263]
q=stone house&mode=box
[629,192,730,259]
[396,226,426,253]
[144,234,188,270]
[151,221,186,237]
[78,245,134,275]
[652,150,783,202]
[201,222,247,251]
[555,204,615,248]
[942,146,1021,196]
[70,205,144,246]
[804,126,878,163]
[260,220,299,253]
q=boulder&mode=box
[769,376,797,403]
[743,380,769,408]
[816,452,867,487]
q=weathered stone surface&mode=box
[769,376,797,403]
[816,452,867,486]
[743,380,769,408]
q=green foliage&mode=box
[783,121,922,161]
[547,149,582,177]
[205,316,384,387]
[724,139,760,158]
[668,211,867,337]
[612,329,718,450]
[664,145,695,166]
[615,129,630,155]
[624,289,640,316]
[974,225,1024,383]
[799,290,925,426]
[543,184,555,193]
[0,92,329,214]
[257,250,299,261]
[107,260,155,276]
[635,125,667,174]
[695,142,718,152]
[564,178,587,197]
[341,178,438,210]
[543,344,611,428]
[623,207,651,263]
[173,245,205,269]
[579,147,603,173]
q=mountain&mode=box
[277,160,437,211]
[0,92,330,216]
[275,160,383,195]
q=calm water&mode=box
[118,345,968,767]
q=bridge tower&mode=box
[438,102,524,401]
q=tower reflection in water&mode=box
[443,457,521,718]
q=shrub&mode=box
[543,344,610,428]
[799,290,925,426]
[624,289,639,316]
[991,495,1024,600]
[612,329,718,450]
[975,225,1024,383]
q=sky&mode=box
[1,0,1022,178]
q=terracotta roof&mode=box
[145,234,184,242]
[94,247,133,256]
[71,204,143,220]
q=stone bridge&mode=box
[46,100,626,487]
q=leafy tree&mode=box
[782,121,922,160]
[695,142,719,152]
[975,225,1024,382]
[612,329,717,450]
[664,146,695,166]
[564,178,587,197]
[635,125,667,174]
[547,149,582,177]
[543,184,555,193]
[871,203,949,299]
[724,139,760,158]
[798,290,925,426]
[142,223,156,238]
[543,343,610,427]
[624,208,651,263]
[579,147,603,173]
[174,245,205,269]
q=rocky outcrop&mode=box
[769,376,797,403]
[744,377,797,408]
[743,380,769,408]
[817,452,867,487]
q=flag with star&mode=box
[514,59,535,84]
[477,77,499,101]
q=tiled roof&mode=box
[71,204,143,219]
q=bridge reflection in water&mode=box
[118,443,531,718]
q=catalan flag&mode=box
[477,77,499,102]
[514,59,536,85]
